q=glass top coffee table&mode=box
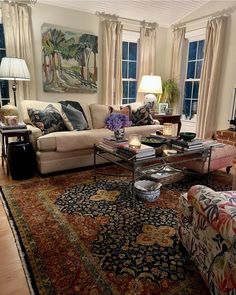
[93,143,212,196]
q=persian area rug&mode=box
[0,168,232,295]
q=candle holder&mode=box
[163,123,173,136]
[128,134,142,149]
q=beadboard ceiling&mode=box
[38,0,210,27]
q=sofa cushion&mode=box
[28,104,68,135]
[109,105,132,120]
[61,104,88,131]
[132,103,154,125]
[36,124,163,152]
[90,104,110,129]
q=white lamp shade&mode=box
[138,75,162,94]
[0,57,30,81]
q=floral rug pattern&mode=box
[1,168,232,295]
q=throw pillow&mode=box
[109,105,132,120]
[59,100,89,125]
[27,104,68,134]
[61,104,88,131]
[132,103,154,126]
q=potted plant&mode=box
[160,79,180,112]
[105,113,132,140]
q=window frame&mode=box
[121,31,139,105]
[182,35,205,122]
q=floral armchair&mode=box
[178,185,236,295]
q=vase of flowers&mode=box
[105,113,132,140]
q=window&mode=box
[122,41,137,104]
[0,23,10,106]
[182,40,205,119]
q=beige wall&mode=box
[31,3,171,105]
[181,0,236,131]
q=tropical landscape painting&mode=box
[42,24,98,93]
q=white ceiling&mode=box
[38,0,210,27]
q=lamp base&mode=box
[144,93,157,110]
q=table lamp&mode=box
[138,75,162,108]
[0,57,31,106]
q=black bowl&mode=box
[179,132,196,141]
[141,136,167,147]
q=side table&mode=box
[0,128,31,175]
[151,113,182,135]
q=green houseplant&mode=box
[160,79,180,108]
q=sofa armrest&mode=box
[187,185,236,246]
[26,125,43,150]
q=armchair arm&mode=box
[187,185,236,246]
[26,125,43,150]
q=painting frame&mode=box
[159,103,168,115]
[42,23,98,93]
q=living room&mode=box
[0,0,236,294]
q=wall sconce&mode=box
[163,123,173,136]
[128,134,142,149]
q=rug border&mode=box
[0,187,38,295]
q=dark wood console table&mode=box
[151,113,182,135]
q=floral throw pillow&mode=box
[132,103,154,126]
[28,104,68,134]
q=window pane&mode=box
[123,81,128,98]
[0,24,5,49]
[183,99,191,118]
[0,49,6,60]
[184,81,192,98]
[129,81,136,98]
[122,99,128,104]
[193,81,199,99]
[129,62,136,78]
[0,80,9,99]
[122,42,128,60]
[129,42,137,61]
[122,61,128,78]
[196,61,202,79]
[187,61,195,79]
[198,40,205,59]
[188,42,197,60]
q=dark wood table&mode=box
[151,113,182,135]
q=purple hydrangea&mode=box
[105,113,132,131]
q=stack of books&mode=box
[116,143,155,160]
[171,139,204,151]
[98,137,127,152]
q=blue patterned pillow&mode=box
[132,103,154,126]
[28,104,68,134]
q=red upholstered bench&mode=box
[182,144,236,173]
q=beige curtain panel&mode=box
[136,25,158,103]
[101,19,123,105]
[196,16,227,139]
[2,2,36,104]
[171,27,188,114]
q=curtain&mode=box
[196,16,227,139]
[2,2,36,105]
[170,27,188,113]
[101,19,123,105]
[136,25,158,102]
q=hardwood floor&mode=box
[0,165,33,295]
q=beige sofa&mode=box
[20,100,163,174]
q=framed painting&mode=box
[159,103,168,115]
[42,24,98,93]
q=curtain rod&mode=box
[172,4,236,30]
[96,12,158,29]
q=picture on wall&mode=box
[42,23,98,93]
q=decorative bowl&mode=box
[179,132,196,141]
[141,136,166,147]
[134,180,161,202]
